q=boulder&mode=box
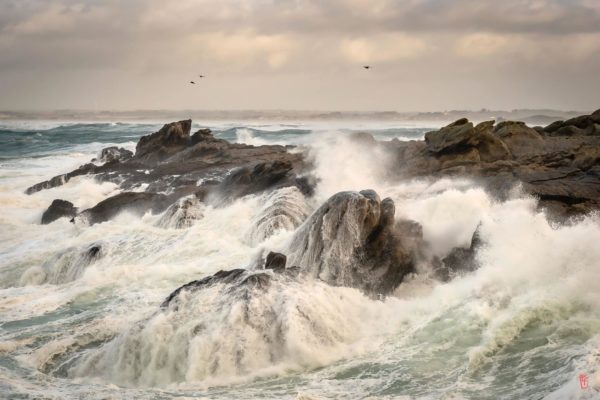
[41,199,78,224]
[425,119,510,164]
[493,120,544,158]
[288,190,422,295]
[264,252,286,271]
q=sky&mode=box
[0,0,599,112]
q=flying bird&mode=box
[190,81,195,84]
[363,66,371,70]
[199,75,205,78]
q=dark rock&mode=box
[41,199,78,224]
[135,119,192,161]
[439,228,482,281]
[214,160,298,202]
[95,146,133,164]
[73,192,171,225]
[26,163,97,195]
[288,190,423,295]
[265,252,286,271]
[161,269,274,308]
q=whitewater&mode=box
[0,120,599,400]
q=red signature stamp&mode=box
[580,373,589,389]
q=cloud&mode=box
[0,0,599,110]
[340,34,431,63]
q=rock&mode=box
[73,192,171,225]
[265,252,286,271]
[135,119,192,160]
[157,195,204,229]
[214,160,299,202]
[425,119,510,164]
[543,110,600,136]
[493,121,544,157]
[439,228,482,281]
[161,269,273,308]
[288,190,422,295]
[26,163,97,194]
[41,199,78,224]
[95,146,133,164]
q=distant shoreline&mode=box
[0,109,587,126]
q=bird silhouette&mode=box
[190,81,195,84]
[363,65,371,69]
[199,75,205,78]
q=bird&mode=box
[199,75,205,78]
[363,65,371,70]
[190,81,195,84]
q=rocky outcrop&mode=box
[41,199,78,224]
[543,108,600,136]
[27,120,311,225]
[135,119,193,161]
[392,112,600,218]
[288,190,422,295]
[425,118,511,163]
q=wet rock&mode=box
[215,160,298,202]
[288,190,422,295]
[41,199,78,224]
[94,146,133,164]
[73,192,171,225]
[265,252,286,271]
[26,163,97,194]
[135,119,192,161]
[161,269,274,308]
[439,228,482,281]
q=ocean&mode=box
[0,120,598,399]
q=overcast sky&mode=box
[0,0,599,111]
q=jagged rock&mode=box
[265,252,286,271]
[73,192,171,225]
[41,199,78,224]
[439,228,482,281]
[94,146,133,164]
[214,160,300,202]
[135,119,192,161]
[26,163,97,194]
[288,190,422,295]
